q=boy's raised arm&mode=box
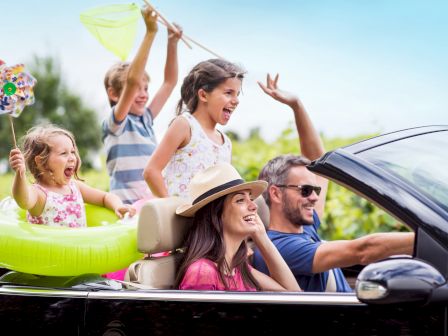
[114,7,158,122]
[149,23,183,118]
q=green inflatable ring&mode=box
[0,198,143,276]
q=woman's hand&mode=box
[249,213,268,243]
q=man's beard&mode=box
[282,192,314,227]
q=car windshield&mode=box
[357,130,448,211]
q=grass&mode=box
[0,174,14,200]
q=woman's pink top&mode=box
[27,181,86,228]
[179,258,256,291]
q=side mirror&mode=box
[355,258,445,305]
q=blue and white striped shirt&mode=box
[102,107,156,204]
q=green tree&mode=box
[0,55,101,168]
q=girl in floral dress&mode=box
[143,59,245,199]
[9,124,135,227]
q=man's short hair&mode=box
[258,154,311,207]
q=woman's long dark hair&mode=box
[175,195,260,290]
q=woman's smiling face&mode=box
[221,190,258,239]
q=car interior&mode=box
[125,197,192,289]
[125,195,361,292]
[0,196,273,291]
[0,193,407,293]
[125,195,286,290]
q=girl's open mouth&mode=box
[64,168,74,178]
[223,108,232,121]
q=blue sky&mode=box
[3,0,447,141]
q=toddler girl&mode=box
[144,58,245,198]
[9,124,135,227]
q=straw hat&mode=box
[176,163,268,217]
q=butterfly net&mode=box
[80,4,141,60]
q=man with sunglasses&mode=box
[253,76,414,292]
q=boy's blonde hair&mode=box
[104,62,150,107]
[21,124,82,182]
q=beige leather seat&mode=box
[125,197,192,289]
[125,196,269,289]
[254,196,270,228]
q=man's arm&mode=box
[288,96,328,218]
[257,73,328,218]
[312,232,415,273]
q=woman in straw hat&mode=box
[175,162,301,291]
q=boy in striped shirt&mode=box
[102,7,182,204]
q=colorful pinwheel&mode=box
[0,60,37,146]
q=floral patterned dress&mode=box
[163,112,232,198]
[27,181,87,228]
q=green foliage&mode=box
[321,182,408,240]
[232,125,299,181]
[0,110,410,240]
[0,174,13,200]
[230,125,409,240]
[81,169,110,192]
[0,55,101,168]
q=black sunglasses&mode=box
[276,184,322,197]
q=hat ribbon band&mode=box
[192,179,244,205]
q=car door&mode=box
[83,289,445,335]
[0,286,88,335]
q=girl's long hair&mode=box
[175,195,260,290]
[176,59,246,116]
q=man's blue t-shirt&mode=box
[253,211,352,292]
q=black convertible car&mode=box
[1,125,447,335]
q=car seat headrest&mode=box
[137,197,192,254]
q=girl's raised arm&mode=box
[9,148,45,214]
[143,116,190,197]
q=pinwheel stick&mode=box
[8,114,17,148]
[142,0,224,59]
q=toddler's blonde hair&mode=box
[21,124,82,182]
